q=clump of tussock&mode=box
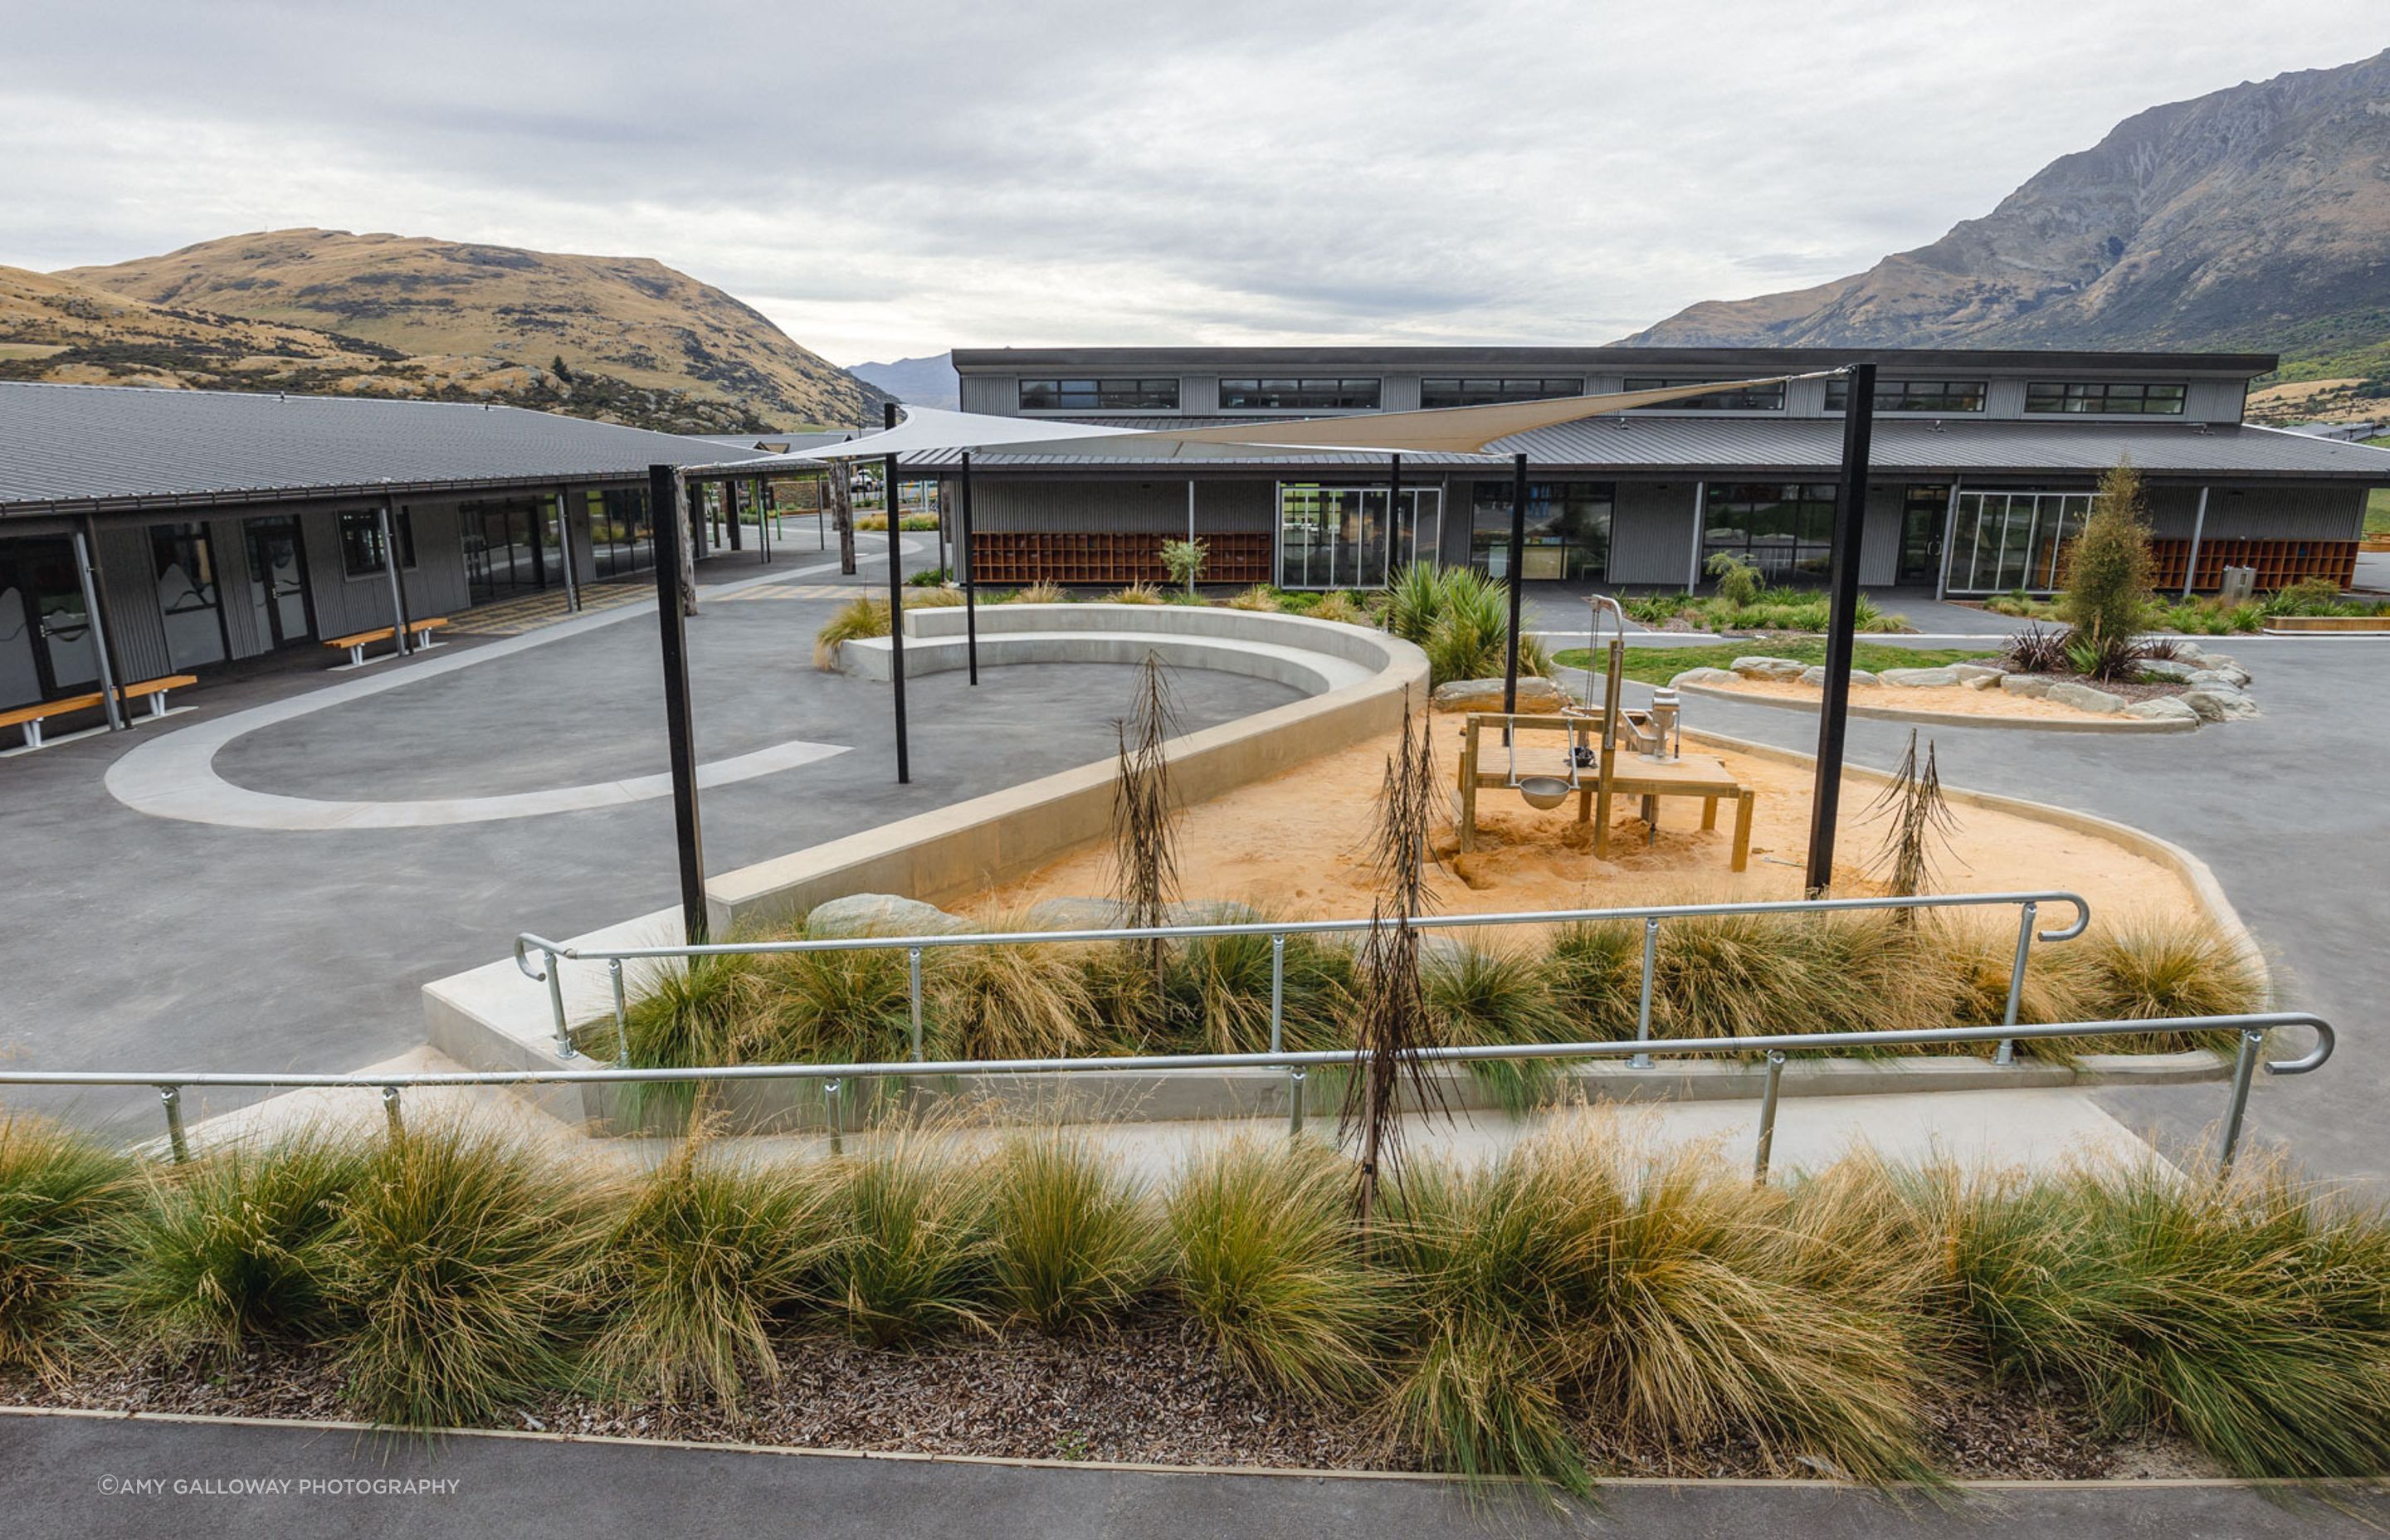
[1160,927,1355,1056]
[1309,591,1368,626]
[1914,1154,2390,1479]
[588,1144,835,1407]
[1103,582,1166,605]
[926,926,1104,1062]
[0,1117,139,1377]
[607,953,777,1068]
[1165,1138,1385,1399]
[114,1128,372,1357]
[986,1130,1159,1332]
[818,1127,996,1345]
[1422,943,1574,1112]
[2075,914,2265,1054]
[324,1122,602,1427]
[812,595,890,669]
[1222,584,1280,612]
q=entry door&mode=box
[244,519,314,648]
[466,503,546,603]
[1394,488,1444,572]
[1900,487,1946,583]
[0,539,99,704]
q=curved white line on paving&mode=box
[104,544,908,830]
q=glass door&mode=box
[0,538,100,702]
[1277,483,1436,589]
[1946,492,2095,595]
[466,500,547,603]
[1395,487,1444,572]
[244,518,314,648]
[1900,487,1946,583]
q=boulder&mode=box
[2000,674,2056,698]
[804,894,971,938]
[1729,655,1808,680]
[1965,673,2001,690]
[2172,641,2207,661]
[2188,665,2254,689]
[2195,651,2245,674]
[1432,676,1570,714]
[2183,686,2261,722]
[2124,697,2200,723]
[1797,665,1879,687]
[2045,680,2126,714]
[1668,666,1742,688]
[1949,662,2005,683]
[2136,658,2202,683]
[1878,666,1959,688]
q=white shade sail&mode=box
[681,373,1833,474]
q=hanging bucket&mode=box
[1516,775,1573,811]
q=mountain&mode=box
[1621,50,2390,420]
[40,229,887,432]
[849,351,959,410]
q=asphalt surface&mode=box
[9,1412,2387,1540]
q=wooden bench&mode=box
[324,616,448,667]
[0,673,198,751]
[1456,711,1755,872]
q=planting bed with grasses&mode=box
[5,1113,2386,1493]
[583,909,2261,1084]
[1553,641,2000,687]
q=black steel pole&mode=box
[961,451,979,685]
[649,465,708,943]
[1805,363,1878,898]
[882,402,910,784]
[1501,451,1528,714]
[1388,451,1403,573]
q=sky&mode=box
[0,2,2378,366]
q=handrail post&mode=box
[158,1085,188,1164]
[908,947,925,1062]
[608,958,629,1068]
[822,1077,844,1156]
[1753,1050,1786,1180]
[544,947,575,1060]
[1995,900,2036,1066]
[381,1085,404,1143]
[2216,1028,2265,1172]
[1632,917,1660,1069]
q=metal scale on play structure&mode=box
[1457,594,1754,870]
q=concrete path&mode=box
[7,1411,2383,1540]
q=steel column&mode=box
[2183,485,2210,598]
[68,523,124,729]
[1804,363,1876,898]
[555,490,583,613]
[1685,481,1707,589]
[649,465,709,945]
[1502,451,1528,714]
[883,402,910,783]
[961,451,979,685]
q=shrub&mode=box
[1705,550,1764,608]
[1382,563,1552,685]
[115,1131,371,1356]
[589,1148,834,1406]
[1165,1138,1383,1398]
[2058,459,2155,651]
[812,595,889,669]
[986,1131,1158,1332]
[0,1118,138,1376]
[1104,582,1166,605]
[325,1123,600,1426]
[2002,622,2070,675]
[2065,627,2146,684]
[819,1132,994,1344]
[905,567,951,587]
[1158,538,1207,592]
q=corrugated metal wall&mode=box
[1608,483,1699,586]
[2197,483,2367,540]
[91,524,172,683]
[972,479,1275,535]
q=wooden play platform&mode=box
[1456,712,1754,870]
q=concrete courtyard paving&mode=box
[0,539,1300,1133]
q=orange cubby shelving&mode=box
[2149,539,2358,593]
[970,530,1274,587]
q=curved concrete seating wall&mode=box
[707,605,1427,932]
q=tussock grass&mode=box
[612,954,776,1068]
[1916,1156,2390,1479]
[115,1129,370,1357]
[589,1146,834,1407]
[819,1129,995,1344]
[757,944,919,1064]
[325,1123,602,1427]
[0,1117,138,1377]
[2075,914,2265,1054]
[1007,581,1066,604]
[812,595,890,669]
[1310,591,1368,626]
[1163,928,1355,1055]
[928,926,1104,1063]
[987,1131,1158,1331]
[1103,582,1166,605]
[1222,584,1280,612]
[1166,1138,1384,1399]
[1423,943,1574,1111]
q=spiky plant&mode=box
[1865,731,1958,912]
[1110,652,1181,987]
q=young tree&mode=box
[2059,457,2155,651]
[1865,730,1956,918]
[1159,537,1209,595]
[1110,653,1181,986]
[1342,702,1446,1224]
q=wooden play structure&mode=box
[1455,597,1755,870]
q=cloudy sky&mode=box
[0,2,2374,365]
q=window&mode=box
[339,509,415,578]
[1701,483,1841,583]
[1419,378,1585,409]
[1469,481,1615,582]
[147,521,227,668]
[1218,378,1381,411]
[1017,378,1180,412]
[1622,378,1786,411]
[2024,381,2187,415]
[588,487,654,581]
[1824,378,1987,414]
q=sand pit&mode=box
[1696,676,2120,721]
[978,722,2202,925]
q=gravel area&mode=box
[0,1323,2221,1481]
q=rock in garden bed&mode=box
[1431,676,1570,713]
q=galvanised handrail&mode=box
[513,889,2095,1082]
[0,1011,2330,1178]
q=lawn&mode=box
[1553,640,1999,685]
[2368,483,2389,538]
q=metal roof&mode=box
[1481,417,2390,480]
[952,344,2280,377]
[0,381,763,515]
